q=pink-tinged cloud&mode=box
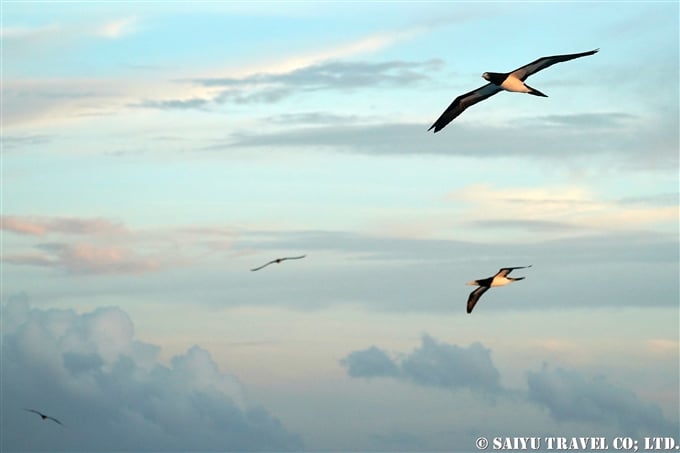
[2,216,48,236]
[5,242,160,275]
[54,242,160,274]
[1,215,127,236]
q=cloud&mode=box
[133,59,443,110]
[264,111,363,126]
[527,366,679,437]
[195,59,443,90]
[340,335,502,394]
[467,219,584,232]
[2,216,127,237]
[0,300,303,451]
[221,112,677,170]
[2,216,240,275]
[130,97,211,110]
[343,336,677,437]
[448,184,678,234]
[2,134,54,150]
[96,17,138,39]
[522,112,635,128]
[3,16,138,44]
[340,346,400,378]
[5,242,160,275]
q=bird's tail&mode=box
[525,84,548,97]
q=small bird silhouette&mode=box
[250,255,307,272]
[24,409,64,426]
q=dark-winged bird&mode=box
[250,255,306,272]
[24,409,64,426]
[466,265,532,314]
[429,49,599,132]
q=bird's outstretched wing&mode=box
[467,286,489,314]
[24,409,64,426]
[250,260,277,272]
[428,83,502,133]
[510,49,599,82]
[250,255,307,272]
[281,255,306,261]
[496,265,532,278]
[46,415,64,426]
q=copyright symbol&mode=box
[476,437,489,450]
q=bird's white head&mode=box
[482,72,490,81]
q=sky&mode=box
[1,1,678,451]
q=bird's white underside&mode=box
[500,75,531,93]
[490,276,513,287]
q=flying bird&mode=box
[24,409,64,426]
[250,255,307,272]
[466,265,532,314]
[428,49,599,132]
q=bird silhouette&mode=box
[250,255,307,272]
[24,408,64,426]
[466,265,532,313]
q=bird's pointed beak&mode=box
[466,280,478,286]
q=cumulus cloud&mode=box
[340,346,400,378]
[527,366,679,437]
[340,335,502,394]
[343,336,678,438]
[0,300,303,451]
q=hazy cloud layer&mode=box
[2,216,127,236]
[224,116,677,168]
[195,59,443,90]
[342,336,678,437]
[2,216,238,276]
[4,242,161,275]
[527,366,678,437]
[133,59,443,110]
[1,301,303,452]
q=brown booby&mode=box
[429,49,599,132]
[466,265,532,313]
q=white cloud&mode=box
[96,17,138,39]
[448,183,678,236]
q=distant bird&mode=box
[250,255,307,272]
[466,265,532,314]
[428,49,599,132]
[24,409,63,426]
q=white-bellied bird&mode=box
[466,265,532,313]
[429,49,599,132]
